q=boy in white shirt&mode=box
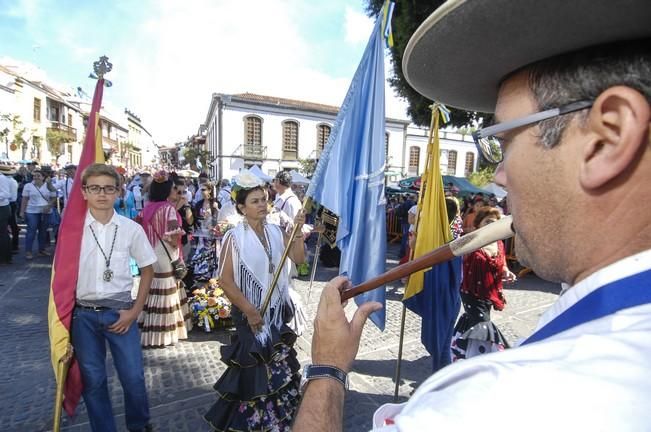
[72,163,157,432]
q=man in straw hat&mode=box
[294,1,651,430]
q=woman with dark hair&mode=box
[446,196,464,240]
[451,206,517,360]
[189,181,220,284]
[137,171,192,347]
[204,170,305,431]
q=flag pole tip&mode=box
[92,56,113,80]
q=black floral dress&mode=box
[203,306,301,431]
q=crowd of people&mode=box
[16,161,315,431]
[3,2,649,430]
[388,186,514,364]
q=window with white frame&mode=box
[283,120,299,160]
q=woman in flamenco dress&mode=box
[204,170,306,431]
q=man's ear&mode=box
[579,86,650,190]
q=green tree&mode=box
[183,147,210,171]
[365,0,491,128]
[298,158,317,178]
[1,114,37,159]
[46,128,71,160]
[467,166,496,188]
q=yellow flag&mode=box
[403,106,451,300]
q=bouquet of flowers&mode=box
[188,278,233,332]
[211,221,235,239]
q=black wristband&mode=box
[301,364,349,392]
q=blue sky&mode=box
[0,0,408,144]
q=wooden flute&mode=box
[340,215,515,301]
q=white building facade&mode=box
[125,109,157,168]
[0,63,84,165]
[202,93,478,182]
[1,59,156,170]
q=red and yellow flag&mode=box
[48,77,106,417]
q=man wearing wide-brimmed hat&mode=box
[294,1,651,431]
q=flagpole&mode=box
[393,106,439,401]
[260,198,309,317]
[50,56,111,431]
[52,345,74,432]
[306,232,322,302]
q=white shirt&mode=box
[0,174,15,206]
[7,176,17,203]
[372,249,651,432]
[273,188,301,228]
[56,177,74,204]
[22,182,55,213]
[217,186,232,207]
[193,183,208,205]
[132,184,146,210]
[76,210,157,307]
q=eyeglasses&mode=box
[472,100,594,164]
[84,185,119,195]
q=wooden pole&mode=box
[52,345,73,432]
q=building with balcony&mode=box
[1,59,157,170]
[125,109,157,168]
[202,93,410,181]
[0,61,84,165]
[201,92,479,182]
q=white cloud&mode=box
[106,0,407,145]
[4,0,409,145]
[344,6,374,45]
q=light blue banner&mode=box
[306,17,387,329]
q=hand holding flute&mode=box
[294,215,515,431]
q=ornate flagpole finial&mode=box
[89,56,113,87]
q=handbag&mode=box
[155,232,188,280]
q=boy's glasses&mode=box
[84,185,119,195]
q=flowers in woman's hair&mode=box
[233,169,265,191]
[153,170,169,183]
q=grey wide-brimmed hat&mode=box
[403,0,651,113]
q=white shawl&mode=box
[220,222,291,341]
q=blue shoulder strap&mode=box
[522,269,651,345]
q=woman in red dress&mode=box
[451,207,517,361]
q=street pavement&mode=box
[0,241,560,432]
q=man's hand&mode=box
[312,276,382,372]
[108,309,138,334]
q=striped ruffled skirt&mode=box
[138,276,193,347]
